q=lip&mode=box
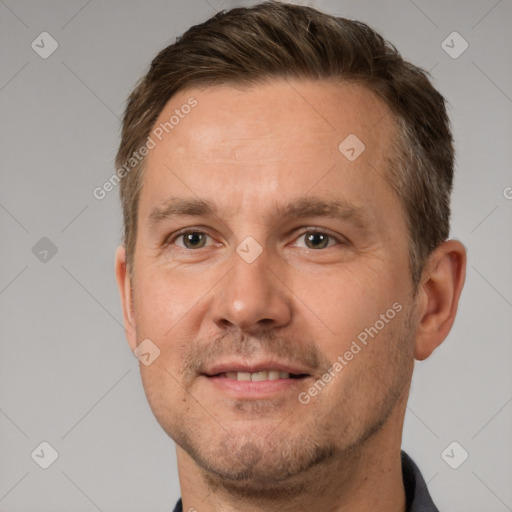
[203,360,311,377]
[201,373,311,399]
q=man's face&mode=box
[121,80,419,490]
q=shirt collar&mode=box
[401,450,440,512]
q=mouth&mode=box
[201,362,312,398]
[211,370,309,381]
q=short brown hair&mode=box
[116,1,454,288]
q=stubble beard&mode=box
[158,304,416,500]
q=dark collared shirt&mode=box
[172,450,439,512]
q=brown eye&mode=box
[179,232,208,249]
[304,232,331,249]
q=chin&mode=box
[176,424,338,493]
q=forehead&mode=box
[139,79,400,223]
[153,79,393,159]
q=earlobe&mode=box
[414,240,466,361]
[115,245,137,352]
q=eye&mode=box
[293,230,342,250]
[173,231,212,249]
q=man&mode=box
[114,2,466,511]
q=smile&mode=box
[217,371,305,381]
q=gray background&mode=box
[0,0,511,510]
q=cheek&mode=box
[287,260,406,355]
[134,265,203,334]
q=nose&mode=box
[209,248,293,333]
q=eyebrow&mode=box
[273,197,371,230]
[147,196,371,231]
[147,197,218,229]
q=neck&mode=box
[176,396,408,512]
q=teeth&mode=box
[223,371,291,381]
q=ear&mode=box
[414,239,466,361]
[115,245,137,352]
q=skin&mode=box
[115,79,466,512]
